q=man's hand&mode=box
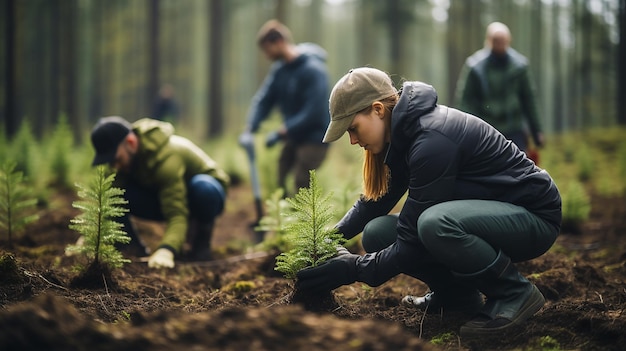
[148,248,175,269]
[296,247,359,293]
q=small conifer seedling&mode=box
[0,161,39,248]
[48,114,74,188]
[66,166,130,288]
[256,188,294,251]
[275,170,345,310]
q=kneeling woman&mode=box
[297,67,561,338]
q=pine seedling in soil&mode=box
[48,114,74,188]
[257,188,295,252]
[10,120,37,179]
[66,165,130,289]
[561,180,591,235]
[0,161,39,249]
[275,170,345,311]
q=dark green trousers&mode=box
[362,200,558,274]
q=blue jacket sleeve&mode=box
[246,65,279,132]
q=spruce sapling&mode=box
[48,114,74,188]
[0,161,39,248]
[66,165,130,274]
[275,170,345,310]
[10,121,37,178]
[256,188,294,251]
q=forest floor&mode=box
[1,185,625,351]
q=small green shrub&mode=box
[257,188,294,251]
[594,168,623,197]
[561,180,591,231]
[66,165,130,269]
[275,170,345,279]
[576,142,594,182]
[0,161,39,248]
[9,121,38,179]
[48,114,74,188]
[430,332,457,346]
[524,335,562,351]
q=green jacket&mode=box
[455,48,542,145]
[118,118,230,253]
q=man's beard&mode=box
[118,145,138,174]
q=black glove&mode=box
[296,247,359,293]
[265,130,282,148]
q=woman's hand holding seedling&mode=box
[296,246,359,293]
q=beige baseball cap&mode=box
[323,67,397,143]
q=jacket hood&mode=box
[390,81,438,150]
[292,43,327,65]
[133,118,174,153]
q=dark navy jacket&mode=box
[246,43,330,145]
[336,81,561,286]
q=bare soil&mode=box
[1,186,625,351]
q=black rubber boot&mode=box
[456,251,545,338]
[185,219,214,261]
[402,265,484,315]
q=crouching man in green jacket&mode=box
[90,116,230,269]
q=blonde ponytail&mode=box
[360,95,398,201]
[362,151,390,201]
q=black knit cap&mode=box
[90,116,132,166]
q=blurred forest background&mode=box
[1,0,625,142]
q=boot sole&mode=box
[460,285,545,338]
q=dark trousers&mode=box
[120,174,225,245]
[362,200,558,274]
[278,140,328,192]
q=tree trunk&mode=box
[148,0,160,116]
[387,0,402,78]
[59,0,79,141]
[447,0,482,105]
[50,0,60,132]
[307,0,323,44]
[579,2,597,129]
[3,0,17,138]
[552,2,562,132]
[89,1,104,121]
[357,0,375,67]
[275,0,288,24]
[208,0,224,137]
[616,0,626,125]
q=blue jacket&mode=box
[246,43,330,145]
[337,82,561,286]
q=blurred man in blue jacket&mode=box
[241,19,330,194]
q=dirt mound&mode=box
[0,293,436,351]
